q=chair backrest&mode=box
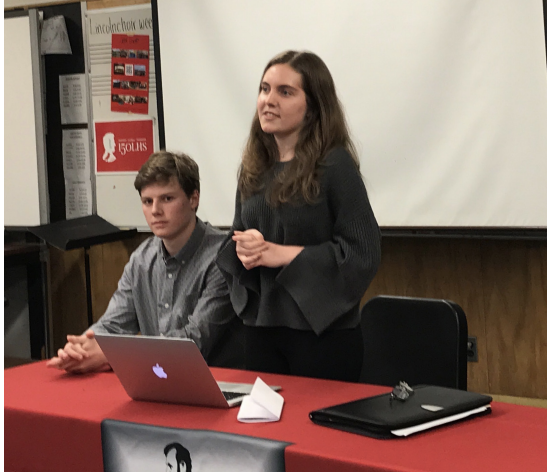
[102,419,290,472]
[359,295,468,390]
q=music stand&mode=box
[29,214,137,327]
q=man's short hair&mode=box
[164,442,192,472]
[134,151,200,198]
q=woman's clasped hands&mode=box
[233,229,303,270]
[233,229,268,269]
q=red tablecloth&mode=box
[4,362,546,472]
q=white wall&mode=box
[4,13,44,227]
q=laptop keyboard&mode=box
[222,391,245,401]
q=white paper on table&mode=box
[237,377,284,423]
[391,405,491,437]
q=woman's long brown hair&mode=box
[238,50,359,205]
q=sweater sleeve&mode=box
[216,188,261,318]
[276,149,381,334]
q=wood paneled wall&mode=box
[48,234,546,399]
[360,237,546,399]
[48,234,150,350]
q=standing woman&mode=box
[217,50,381,381]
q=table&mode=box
[4,362,546,472]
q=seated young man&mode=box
[47,151,237,374]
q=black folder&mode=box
[309,385,492,439]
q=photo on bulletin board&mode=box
[111,33,149,114]
[95,119,154,173]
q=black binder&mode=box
[309,385,492,439]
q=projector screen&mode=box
[155,0,546,228]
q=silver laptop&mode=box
[95,333,279,408]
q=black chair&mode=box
[101,419,290,472]
[359,295,468,390]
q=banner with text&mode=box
[95,120,153,173]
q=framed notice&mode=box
[95,120,154,173]
[111,34,149,114]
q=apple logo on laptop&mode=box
[152,363,167,379]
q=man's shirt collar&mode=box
[158,217,206,264]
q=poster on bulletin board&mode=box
[86,4,159,228]
[95,119,154,173]
[111,33,149,114]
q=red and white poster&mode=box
[95,120,154,173]
[111,34,149,114]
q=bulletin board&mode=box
[84,4,159,230]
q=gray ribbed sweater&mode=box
[217,146,381,335]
